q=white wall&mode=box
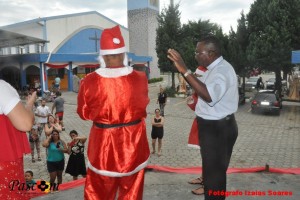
[45,13,129,53]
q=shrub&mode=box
[164,87,176,97]
[148,77,163,84]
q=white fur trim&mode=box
[95,66,133,78]
[87,156,149,177]
[100,46,126,55]
[113,38,120,44]
[187,144,200,149]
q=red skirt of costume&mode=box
[0,115,31,199]
[77,70,150,199]
[187,94,200,148]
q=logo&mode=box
[36,180,51,193]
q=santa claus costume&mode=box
[0,80,31,199]
[187,66,207,148]
[77,26,150,200]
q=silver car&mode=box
[245,76,259,91]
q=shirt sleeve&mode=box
[0,80,20,115]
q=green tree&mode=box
[180,20,223,72]
[227,11,250,88]
[247,0,300,91]
[156,3,181,89]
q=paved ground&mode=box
[27,74,300,199]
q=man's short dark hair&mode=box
[199,35,221,55]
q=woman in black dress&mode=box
[65,130,87,180]
[151,108,164,156]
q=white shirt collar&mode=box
[207,56,223,71]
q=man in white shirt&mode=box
[35,99,51,135]
[168,35,238,200]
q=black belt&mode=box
[197,114,234,122]
[93,119,141,129]
[222,114,234,121]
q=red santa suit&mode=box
[187,66,207,148]
[0,80,31,200]
[77,66,150,200]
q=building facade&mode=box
[127,0,160,79]
[0,10,154,91]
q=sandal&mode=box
[32,158,35,163]
[157,151,162,157]
[191,186,205,195]
[38,157,42,161]
[151,151,156,154]
[188,177,204,185]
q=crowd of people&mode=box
[17,79,86,195]
[28,91,87,192]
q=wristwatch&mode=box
[183,70,192,77]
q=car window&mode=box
[255,93,276,101]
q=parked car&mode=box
[266,77,288,92]
[245,76,259,91]
[266,78,276,89]
[251,90,282,115]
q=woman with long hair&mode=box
[42,129,67,191]
[44,114,62,137]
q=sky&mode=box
[0,0,255,34]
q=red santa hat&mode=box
[100,25,126,56]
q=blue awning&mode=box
[0,52,152,64]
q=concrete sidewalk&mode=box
[32,171,300,200]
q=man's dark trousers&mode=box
[197,115,238,200]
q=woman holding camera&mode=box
[42,129,67,191]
